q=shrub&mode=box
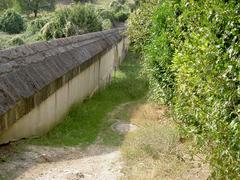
[110,0,123,12]
[172,1,240,178]
[102,19,112,30]
[40,4,102,40]
[97,8,115,23]
[69,4,102,32]
[114,9,129,22]
[27,16,49,34]
[8,36,24,46]
[127,0,157,53]
[144,1,176,104]
[0,9,25,34]
[64,21,78,37]
[109,0,130,22]
[40,21,64,40]
[128,0,240,178]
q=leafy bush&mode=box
[40,21,63,40]
[40,4,102,40]
[97,8,115,23]
[109,0,130,22]
[0,9,25,34]
[128,0,240,178]
[27,16,49,34]
[110,0,124,12]
[8,36,24,46]
[172,1,240,178]
[127,1,157,54]
[64,21,78,37]
[102,19,112,30]
[143,1,176,104]
[69,4,102,32]
[114,9,129,22]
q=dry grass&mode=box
[114,102,210,180]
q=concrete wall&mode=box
[0,28,128,144]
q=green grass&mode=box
[0,31,39,50]
[25,50,148,147]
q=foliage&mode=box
[0,9,25,34]
[102,19,112,30]
[143,1,176,104]
[114,9,129,22]
[97,8,115,23]
[128,0,240,178]
[127,0,157,54]
[64,21,78,37]
[109,0,124,11]
[0,0,14,12]
[8,36,25,46]
[14,0,55,17]
[40,4,102,40]
[172,1,240,178]
[109,0,130,22]
[40,21,63,40]
[27,16,49,34]
[69,4,101,32]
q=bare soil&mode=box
[0,144,123,180]
[0,101,209,180]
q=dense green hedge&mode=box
[0,9,25,34]
[128,0,240,178]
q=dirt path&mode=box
[0,102,130,180]
[0,101,209,180]
[0,144,123,180]
[16,146,122,180]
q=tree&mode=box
[15,0,55,17]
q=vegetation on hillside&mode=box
[127,0,240,178]
[0,0,134,50]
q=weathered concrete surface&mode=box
[0,28,128,144]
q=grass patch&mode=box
[117,102,209,179]
[121,122,183,179]
[25,50,148,147]
[0,31,39,50]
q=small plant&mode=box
[69,4,102,32]
[27,16,49,34]
[110,0,123,12]
[102,19,112,30]
[40,21,63,40]
[97,8,115,23]
[114,9,129,22]
[109,0,130,23]
[8,36,25,46]
[0,9,25,34]
[40,4,102,40]
[64,21,77,37]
